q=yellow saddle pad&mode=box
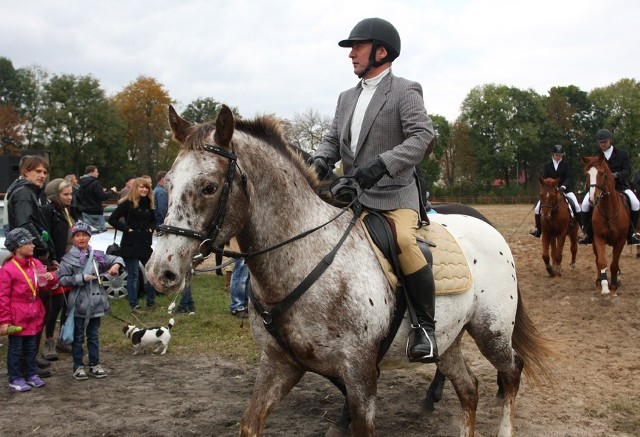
[363,218,473,295]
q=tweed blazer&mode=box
[315,72,434,211]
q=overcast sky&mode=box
[2,0,639,122]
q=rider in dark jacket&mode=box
[529,145,581,238]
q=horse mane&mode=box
[180,115,335,203]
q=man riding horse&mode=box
[579,129,640,245]
[529,144,582,238]
[310,18,438,363]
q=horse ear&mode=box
[581,155,590,164]
[168,105,192,143]
[214,105,235,149]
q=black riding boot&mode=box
[403,265,438,363]
[628,210,640,245]
[528,213,541,238]
[578,210,593,244]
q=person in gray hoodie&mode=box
[58,222,124,380]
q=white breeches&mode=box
[582,188,640,211]
[535,192,581,214]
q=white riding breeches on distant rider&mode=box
[581,188,640,211]
[535,192,581,214]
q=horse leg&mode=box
[541,236,553,277]
[342,365,379,436]
[553,234,567,277]
[422,368,447,412]
[468,314,527,437]
[436,336,478,437]
[592,241,610,295]
[240,355,304,436]
[569,222,578,268]
[609,241,625,297]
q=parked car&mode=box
[0,200,155,299]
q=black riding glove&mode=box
[354,157,389,189]
[310,156,333,180]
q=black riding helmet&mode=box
[551,144,565,155]
[339,18,401,78]
[596,129,613,141]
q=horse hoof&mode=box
[570,263,576,269]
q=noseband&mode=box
[157,143,248,257]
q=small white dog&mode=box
[123,318,174,355]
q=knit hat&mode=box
[70,221,93,237]
[4,227,36,252]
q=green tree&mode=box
[460,84,545,187]
[181,97,240,123]
[40,74,127,183]
[113,76,174,177]
[589,78,640,168]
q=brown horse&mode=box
[537,177,578,277]
[582,154,629,296]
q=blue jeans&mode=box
[178,285,195,311]
[7,335,37,381]
[72,316,101,369]
[229,258,249,312]
[124,258,155,308]
[82,213,106,232]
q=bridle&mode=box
[157,143,248,257]
[538,185,559,214]
[156,142,364,261]
[587,165,611,207]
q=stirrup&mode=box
[528,229,541,238]
[630,233,640,246]
[405,325,438,363]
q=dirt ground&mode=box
[1,204,639,437]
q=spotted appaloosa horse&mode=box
[537,177,578,277]
[582,154,629,296]
[147,105,551,437]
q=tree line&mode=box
[1,56,638,195]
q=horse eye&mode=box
[202,182,218,196]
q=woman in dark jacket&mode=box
[107,178,156,312]
[41,178,78,358]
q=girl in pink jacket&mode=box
[0,227,58,392]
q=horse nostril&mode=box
[162,270,177,283]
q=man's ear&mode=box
[376,45,388,62]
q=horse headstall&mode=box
[157,142,247,258]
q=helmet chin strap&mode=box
[357,40,386,79]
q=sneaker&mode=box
[73,366,88,380]
[26,375,46,388]
[8,378,32,392]
[231,308,249,319]
[131,305,143,314]
[88,364,107,379]
[146,302,157,309]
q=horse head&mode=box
[147,105,252,291]
[537,177,560,221]
[582,153,615,207]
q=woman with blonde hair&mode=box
[41,178,78,359]
[107,178,157,312]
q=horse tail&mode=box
[512,284,556,386]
